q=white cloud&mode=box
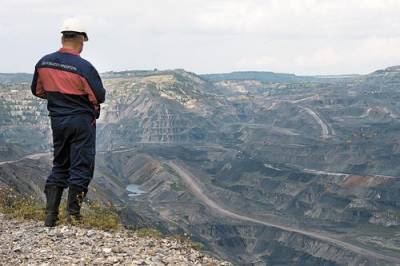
[359,37,400,59]
[234,56,277,70]
[295,48,341,67]
[0,0,400,74]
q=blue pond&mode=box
[126,184,146,197]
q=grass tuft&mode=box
[80,200,121,230]
[0,186,120,230]
[136,227,164,238]
[0,186,44,220]
[169,233,205,251]
[0,186,196,242]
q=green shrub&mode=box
[79,200,121,230]
[0,186,191,238]
[0,187,44,220]
[136,228,163,238]
[0,186,120,230]
[170,181,184,191]
[169,234,205,251]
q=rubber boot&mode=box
[66,186,86,224]
[44,185,64,227]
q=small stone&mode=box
[111,247,123,253]
[103,247,112,254]
[0,214,230,265]
[107,256,120,263]
[87,230,96,237]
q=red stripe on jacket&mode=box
[37,68,98,105]
[35,74,46,99]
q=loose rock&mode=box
[0,215,231,265]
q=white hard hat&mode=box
[61,18,88,41]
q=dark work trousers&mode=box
[46,113,96,193]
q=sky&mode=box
[1,0,400,75]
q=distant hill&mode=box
[201,71,359,83]
[368,65,400,78]
[0,70,360,85]
[0,73,33,84]
[201,71,302,82]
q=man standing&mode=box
[31,18,106,227]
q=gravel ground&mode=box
[0,213,231,265]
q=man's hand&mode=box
[94,104,101,119]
